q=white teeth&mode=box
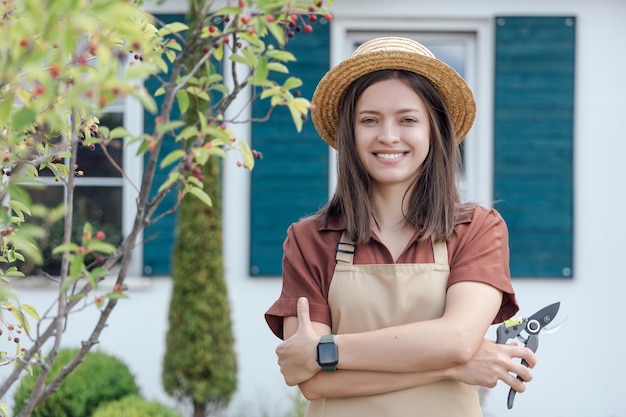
[376,153,404,159]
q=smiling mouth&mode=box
[375,153,405,159]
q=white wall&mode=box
[3,2,625,417]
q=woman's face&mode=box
[354,78,431,190]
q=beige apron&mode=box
[305,233,481,417]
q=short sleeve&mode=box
[448,207,519,323]
[264,220,334,339]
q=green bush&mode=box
[13,348,139,417]
[92,395,182,417]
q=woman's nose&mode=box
[377,122,400,144]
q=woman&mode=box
[265,37,535,417]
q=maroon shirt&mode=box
[265,206,518,339]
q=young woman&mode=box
[265,37,536,417]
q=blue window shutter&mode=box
[250,22,330,276]
[142,13,185,276]
[494,16,575,278]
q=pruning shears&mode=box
[496,302,563,409]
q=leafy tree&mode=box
[0,0,333,416]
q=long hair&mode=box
[318,69,473,244]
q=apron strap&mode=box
[431,237,449,269]
[336,231,356,264]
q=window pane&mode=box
[73,186,123,243]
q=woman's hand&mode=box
[448,338,536,393]
[276,297,323,386]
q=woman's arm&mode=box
[335,281,502,372]
[277,281,503,381]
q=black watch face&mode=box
[317,342,338,366]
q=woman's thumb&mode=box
[297,297,311,328]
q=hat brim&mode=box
[311,50,476,148]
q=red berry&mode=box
[197,175,205,183]
[77,246,86,255]
[287,31,295,38]
[266,15,275,22]
[304,25,313,33]
[19,38,29,48]
[49,65,60,78]
[209,25,217,33]
[8,324,14,331]
[95,230,105,240]
[113,284,123,292]
[32,83,45,96]
[238,0,245,7]
[21,347,27,352]
[14,337,19,344]
[325,14,333,22]
[308,6,315,12]
[192,167,202,176]
[308,15,317,23]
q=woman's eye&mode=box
[361,118,377,124]
[402,118,417,123]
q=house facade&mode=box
[5,1,626,416]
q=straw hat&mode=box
[311,37,476,148]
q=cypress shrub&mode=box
[162,155,237,415]
[93,395,182,417]
[162,5,237,415]
[12,348,139,417]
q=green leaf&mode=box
[87,240,117,255]
[10,308,29,335]
[158,171,181,194]
[177,126,198,141]
[288,101,304,132]
[20,304,39,321]
[283,76,303,91]
[69,253,84,280]
[237,140,255,170]
[188,187,213,207]
[266,21,286,46]
[229,53,253,67]
[158,22,189,36]
[159,149,186,169]
[266,49,296,62]
[267,62,289,74]
[52,243,79,255]
[249,57,269,86]
[109,126,132,139]
[89,267,110,279]
[156,120,186,135]
[261,86,281,100]
[176,89,190,114]
[7,200,31,219]
[11,108,37,131]
[106,292,129,300]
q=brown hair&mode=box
[318,69,474,244]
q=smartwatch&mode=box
[316,334,338,372]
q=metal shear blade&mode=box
[495,302,562,409]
